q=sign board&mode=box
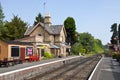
[26,47,33,56]
[40,45,45,49]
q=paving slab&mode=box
[90,56,120,80]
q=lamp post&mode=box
[117,25,120,52]
[43,1,46,42]
[69,35,71,55]
[115,24,120,52]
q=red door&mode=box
[20,47,25,62]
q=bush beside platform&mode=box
[112,52,120,62]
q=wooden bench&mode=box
[0,58,14,67]
[0,58,23,67]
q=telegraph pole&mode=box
[117,24,120,52]
[43,0,46,42]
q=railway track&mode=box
[27,55,101,80]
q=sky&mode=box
[1,0,120,45]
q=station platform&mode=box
[89,56,120,80]
[0,55,83,80]
[0,55,80,74]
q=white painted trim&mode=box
[0,56,80,76]
[88,56,103,80]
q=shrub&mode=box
[116,54,120,61]
[59,54,64,57]
[112,52,117,59]
[112,52,120,61]
[112,53,117,59]
[44,52,54,59]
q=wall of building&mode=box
[19,35,43,43]
[35,35,43,42]
[30,25,44,37]
[8,44,33,60]
[63,47,67,57]
[60,27,66,42]
[44,31,50,42]
[54,27,66,44]
[0,40,8,60]
[49,35,54,43]
[55,35,60,42]
[19,36,35,42]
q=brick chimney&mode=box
[44,13,51,27]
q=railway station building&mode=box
[0,39,33,61]
[16,14,71,59]
[0,14,70,61]
[20,14,71,56]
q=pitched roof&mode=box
[45,25,63,35]
[24,22,44,36]
[0,39,33,45]
[6,41,33,45]
[50,43,60,49]
[24,22,64,36]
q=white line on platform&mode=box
[0,56,80,76]
[88,56,103,80]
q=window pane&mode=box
[41,49,44,56]
[11,46,19,57]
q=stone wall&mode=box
[30,25,44,37]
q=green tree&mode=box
[3,15,27,40]
[110,23,118,45]
[71,43,85,55]
[79,32,94,53]
[64,17,77,45]
[93,39,104,53]
[118,24,120,43]
[34,13,44,26]
[71,32,103,55]
[0,3,5,38]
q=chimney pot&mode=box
[44,13,51,27]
